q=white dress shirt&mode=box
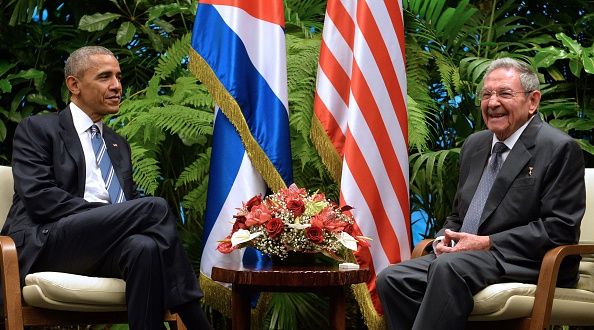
[69,102,110,203]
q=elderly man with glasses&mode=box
[377,57,585,330]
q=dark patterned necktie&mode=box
[90,125,126,204]
[460,142,509,234]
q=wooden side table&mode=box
[211,265,370,330]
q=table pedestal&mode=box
[212,265,370,330]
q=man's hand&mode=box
[434,229,491,255]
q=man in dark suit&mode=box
[2,46,212,329]
[376,58,585,329]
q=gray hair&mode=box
[484,58,540,92]
[64,46,115,79]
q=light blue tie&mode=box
[460,142,509,234]
[90,125,126,204]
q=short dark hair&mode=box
[64,46,115,79]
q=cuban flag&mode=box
[190,0,293,310]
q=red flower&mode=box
[344,223,354,235]
[305,226,324,244]
[245,204,272,227]
[265,217,284,239]
[244,195,263,211]
[217,236,235,254]
[232,215,248,232]
[286,199,305,216]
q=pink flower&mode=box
[245,204,272,227]
[217,236,235,254]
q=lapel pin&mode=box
[528,166,533,176]
[112,143,118,147]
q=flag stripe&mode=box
[355,1,408,139]
[326,0,356,51]
[192,4,292,189]
[192,0,292,314]
[384,0,406,60]
[349,61,409,217]
[213,5,289,111]
[312,0,409,323]
[199,0,285,27]
[313,93,346,155]
[318,40,351,107]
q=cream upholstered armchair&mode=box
[0,166,186,329]
[411,168,594,330]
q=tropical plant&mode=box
[404,0,594,239]
[76,0,198,90]
[108,33,214,232]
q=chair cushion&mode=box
[470,281,594,323]
[23,272,126,311]
[578,260,594,291]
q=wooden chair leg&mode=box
[170,313,186,330]
[0,236,25,330]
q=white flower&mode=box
[287,223,311,230]
[231,229,263,247]
[338,232,358,251]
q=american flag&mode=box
[311,0,409,326]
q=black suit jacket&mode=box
[2,106,139,284]
[438,115,585,286]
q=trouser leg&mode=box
[412,251,503,330]
[377,254,434,330]
[31,197,203,318]
[377,251,503,330]
[110,234,165,329]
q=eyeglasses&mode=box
[478,89,532,101]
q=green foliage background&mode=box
[1,0,594,328]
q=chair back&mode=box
[0,166,13,227]
[581,168,594,244]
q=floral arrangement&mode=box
[217,184,370,260]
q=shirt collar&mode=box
[491,115,535,151]
[70,102,103,134]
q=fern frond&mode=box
[129,144,161,195]
[176,148,211,188]
[155,33,191,79]
[171,76,214,108]
[144,105,213,139]
[408,95,430,152]
[286,34,320,141]
[433,51,456,98]
[182,179,209,219]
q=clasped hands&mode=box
[434,229,491,256]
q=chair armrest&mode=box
[528,244,594,330]
[0,235,25,329]
[411,239,434,258]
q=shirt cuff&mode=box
[432,235,445,251]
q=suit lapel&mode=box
[466,136,492,199]
[480,116,541,225]
[58,107,86,195]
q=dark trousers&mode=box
[30,197,203,330]
[376,251,503,330]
